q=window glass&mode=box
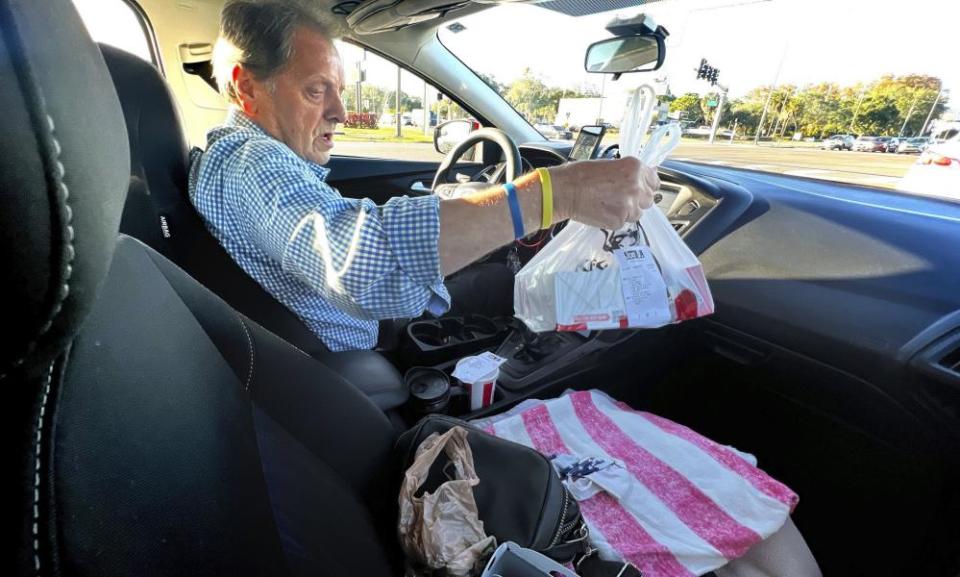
[74,0,153,64]
[440,0,958,199]
[333,41,468,163]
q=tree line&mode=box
[496,70,948,139]
[342,69,948,140]
[670,74,947,139]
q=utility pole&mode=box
[694,58,726,144]
[755,42,788,145]
[355,78,361,114]
[920,85,943,137]
[596,74,607,124]
[708,86,727,144]
[849,84,868,134]
[355,50,366,115]
[899,93,920,138]
[423,82,430,136]
[395,65,401,138]
[730,118,738,144]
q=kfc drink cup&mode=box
[466,367,498,411]
[453,358,499,411]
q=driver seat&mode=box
[99,44,408,412]
[100,43,331,357]
[6,1,401,574]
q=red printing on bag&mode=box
[674,289,699,321]
[574,314,610,322]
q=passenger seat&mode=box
[7,3,403,573]
[99,44,407,412]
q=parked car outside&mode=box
[378,112,414,126]
[886,137,901,153]
[897,137,932,153]
[820,134,854,150]
[853,136,887,152]
[534,123,574,140]
[897,133,960,200]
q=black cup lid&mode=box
[405,367,450,402]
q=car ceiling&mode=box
[334,0,656,36]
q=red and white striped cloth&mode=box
[472,390,798,577]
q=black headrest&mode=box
[0,0,130,373]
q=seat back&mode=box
[6,2,398,575]
[100,44,330,355]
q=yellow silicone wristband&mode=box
[536,167,553,229]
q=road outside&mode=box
[668,140,916,189]
[334,139,446,162]
[332,136,919,190]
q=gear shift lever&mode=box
[505,318,554,362]
[505,318,537,345]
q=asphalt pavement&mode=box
[333,139,920,190]
[334,140,445,162]
[669,141,916,189]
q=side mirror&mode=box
[434,119,480,159]
[584,34,664,75]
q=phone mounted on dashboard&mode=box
[568,125,607,161]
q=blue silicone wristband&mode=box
[502,182,525,240]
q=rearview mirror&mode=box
[584,35,664,74]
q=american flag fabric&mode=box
[473,390,797,576]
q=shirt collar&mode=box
[224,108,331,181]
[225,107,267,135]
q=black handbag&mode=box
[397,414,589,564]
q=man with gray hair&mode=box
[189,0,659,352]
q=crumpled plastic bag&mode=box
[398,426,496,576]
[514,86,713,333]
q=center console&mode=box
[399,313,639,422]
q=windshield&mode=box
[439,0,957,199]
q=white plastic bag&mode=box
[514,87,713,333]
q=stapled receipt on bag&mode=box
[554,247,671,331]
[613,247,672,327]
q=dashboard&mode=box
[513,141,960,449]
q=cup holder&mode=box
[438,318,465,341]
[404,315,512,367]
[409,322,445,346]
[448,382,506,416]
[462,314,498,338]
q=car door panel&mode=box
[326,156,485,204]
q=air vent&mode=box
[676,200,701,217]
[912,329,960,385]
[671,221,688,233]
[938,345,960,374]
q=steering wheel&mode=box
[431,127,521,198]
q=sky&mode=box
[438,0,958,109]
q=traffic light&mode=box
[696,58,708,80]
[697,59,721,86]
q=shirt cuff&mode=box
[382,194,450,315]
[424,291,450,317]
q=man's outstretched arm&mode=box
[439,156,659,275]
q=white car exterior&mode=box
[897,134,960,200]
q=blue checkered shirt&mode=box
[188,109,450,351]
